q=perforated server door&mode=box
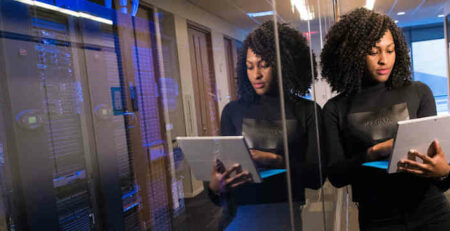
[0,1,178,230]
[78,16,141,231]
[0,3,95,230]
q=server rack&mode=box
[0,1,176,230]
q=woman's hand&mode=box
[398,140,450,178]
[366,139,394,162]
[209,159,253,193]
[249,150,284,168]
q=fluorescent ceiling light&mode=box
[290,0,315,21]
[365,0,375,10]
[79,12,113,24]
[438,14,445,18]
[247,11,274,18]
[397,11,405,15]
[15,0,112,25]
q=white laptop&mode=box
[177,136,286,183]
[362,114,450,173]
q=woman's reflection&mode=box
[321,8,450,231]
[208,21,324,230]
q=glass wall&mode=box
[402,25,448,114]
[333,1,450,230]
[0,0,326,230]
[0,0,449,230]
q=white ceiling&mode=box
[339,0,447,27]
[187,0,448,30]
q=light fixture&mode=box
[79,12,113,24]
[397,11,405,15]
[15,0,113,25]
[290,0,315,21]
[365,0,375,10]
[247,11,274,18]
[438,14,445,18]
[394,20,399,23]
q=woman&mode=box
[321,8,450,230]
[208,21,324,230]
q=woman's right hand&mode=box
[208,159,253,193]
[366,138,394,162]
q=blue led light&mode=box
[123,202,139,212]
[121,188,138,199]
[247,11,274,18]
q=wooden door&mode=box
[187,26,219,136]
[224,37,240,101]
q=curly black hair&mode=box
[237,20,317,104]
[320,8,411,94]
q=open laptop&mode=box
[177,136,286,183]
[362,114,450,173]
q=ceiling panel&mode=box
[186,0,448,33]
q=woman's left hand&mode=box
[249,150,284,169]
[398,140,450,178]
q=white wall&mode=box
[143,0,248,41]
[143,0,249,133]
[142,0,250,198]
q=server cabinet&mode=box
[0,1,176,230]
[0,2,95,230]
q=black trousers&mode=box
[358,193,450,231]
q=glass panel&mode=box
[411,38,448,114]
[169,1,298,230]
[273,1,334,231]
[0,0,327,230]
[0,0,320,230]
[0,1,100,229]
[325,1,450,230]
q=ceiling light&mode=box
[438,14,445,18]
[397,11,405,15]
[290,0,315,21]
[247,11,274,18]
[365,0,375,10]
[15,0,113,25]
[394,20,398,23]
[78,12,112,25]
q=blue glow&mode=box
[122,188,137,199]
[131,0,139,16]
[143,140,164,147]
[123,202,139,212]
[105,0,112,8]
[362,160,389,169]
[260,169,286,178]
[247,11,274,18]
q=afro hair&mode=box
[320,8,412,95]
[237,20,317,103]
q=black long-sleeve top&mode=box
[323,81,450,220]
[217,95,324,205]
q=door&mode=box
[224,37,242,101]
[187,25,219,136]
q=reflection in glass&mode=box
[0,0,328,230]
[321,8,450,231]
[207,20,323,230]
